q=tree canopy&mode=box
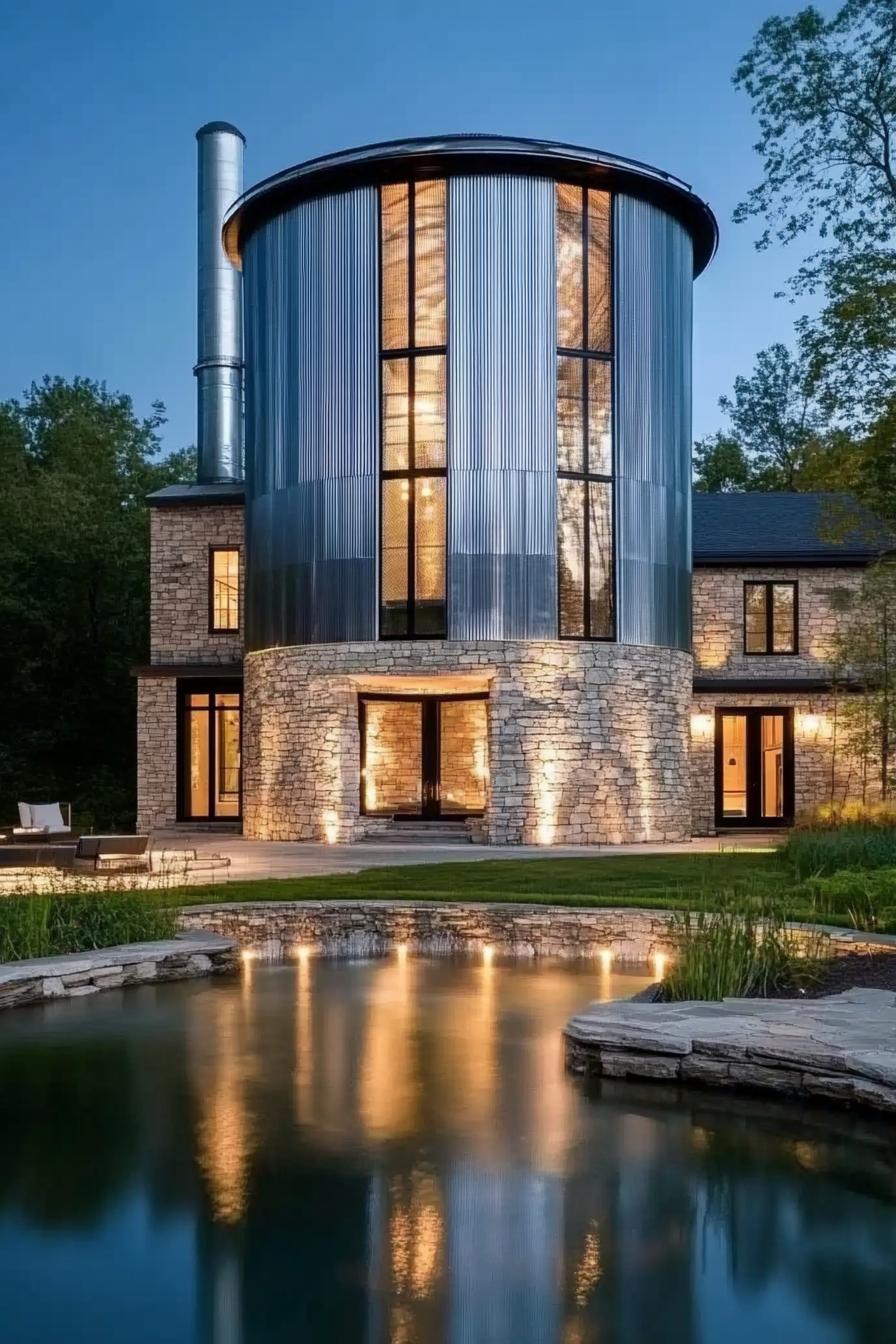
[0,377,192,828]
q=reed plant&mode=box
[0,891,176,963]
[781,825,896,879]
[663,905,822,1002]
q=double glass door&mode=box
[179,683,242,821]
[715,708,793,828]
[360,695,488,819]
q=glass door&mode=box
[360,695,488,819]
[179,683,242,821]
[715,708,793,828]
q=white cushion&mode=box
[30,803,65,831]
[17,802,32,828]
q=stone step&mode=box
[361,821,471,845]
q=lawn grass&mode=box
[173,851,781,906]
[167,849,896,932]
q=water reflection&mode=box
[0,957,894,1343]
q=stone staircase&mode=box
[359,819,472,845]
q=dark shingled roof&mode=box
[692,492,891,564]
[147,482,245,508]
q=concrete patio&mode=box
[149,831,780,882]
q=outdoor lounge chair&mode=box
[73,835,150,873]
[13,801,72,840]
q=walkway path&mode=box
[153,832,778,882]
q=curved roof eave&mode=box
[222,133,718,276]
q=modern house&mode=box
[136,125,887,844]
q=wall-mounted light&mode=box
[800,713,820,736]
[690,713,713,740]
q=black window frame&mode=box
[378,179,448,642]
[556,183,616,642]
[176,679,243,823]
[743,580,799,656]
[208,545,241,635]
[713,706,794,828]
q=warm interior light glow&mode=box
[800,712,820,735]
[690,712,713,740]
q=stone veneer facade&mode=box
[149,505,245,665]
[242,641,692,845]
[136,506,879,841]
[137,504,245,832]
[693,566,861,679]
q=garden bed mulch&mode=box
[779,952,896,999]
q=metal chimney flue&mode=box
[195,122,245,483]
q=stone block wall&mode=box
[242,640,693,845]
[689,692,877,834]
[137,677,178,830]
[150,505,245,664]
[363,700,423,813]
[693,566,861,680]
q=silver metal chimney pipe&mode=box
[195,122,245,482]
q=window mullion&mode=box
[767,583,774,654]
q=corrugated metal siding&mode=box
[614,195,693,650]
[242,189,379,649]
[448,176,556,639]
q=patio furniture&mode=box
[12,802,73,841]
[73,835,150,874]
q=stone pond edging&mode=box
[0,933,237,1010]
[176,900,896,963]
[564,988,896,1117]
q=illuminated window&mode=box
[379,180,447,638]
[556,183,614,639]
[210,548,240,632]
[744,581,797,654]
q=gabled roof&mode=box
[692,492,891,566]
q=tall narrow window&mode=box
[210,547,240,632]
[379,180,447,638]
[556,184,614,639]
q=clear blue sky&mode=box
[2,0,822,455]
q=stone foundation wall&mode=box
[689,692,877,834]
[693,566,861,679]
[137,677,178,830]
[150,505,245,664]
[242,640,693,845]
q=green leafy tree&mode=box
[694,343,825,491]
[830,561,896,800]
[734,0,896,426]
[0,377,192,828]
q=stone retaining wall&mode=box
[178,901,890,964]
[0,933,237,1010]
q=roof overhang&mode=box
[223,133,718,276]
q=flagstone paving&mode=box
[565,987,896,1115]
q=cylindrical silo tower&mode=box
[222,135,717,844]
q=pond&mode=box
[0,955,894,1343]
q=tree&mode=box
[734,0,896,426]
[0,377,192,828]
[830,561,896,801]
[693,434,754,493]
[693,343,826,491]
